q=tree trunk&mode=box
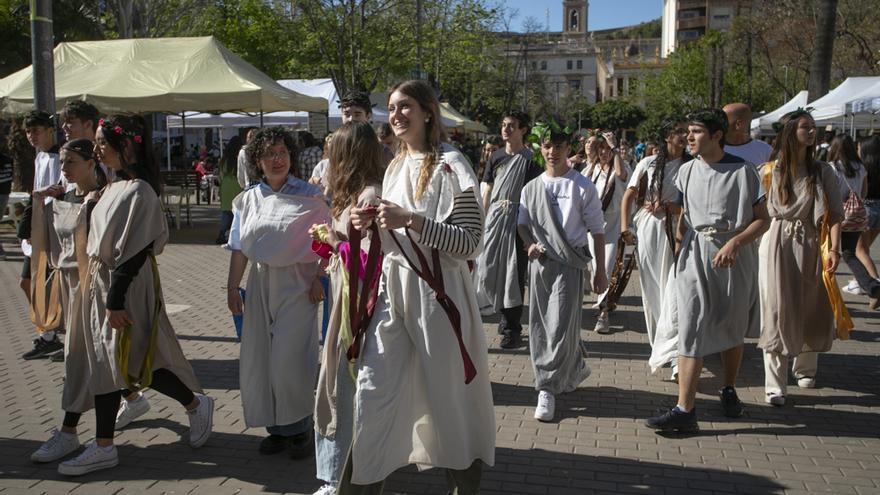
[807,0,838,101]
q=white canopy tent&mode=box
[809,76,880,131]
[751,91,809,132]
[166,79,391,131]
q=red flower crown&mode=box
[98,118,143,143]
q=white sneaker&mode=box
[593,312,611,334]
[843,279,865,295]
[57,442,118,476]
[797,377,816,389]
[115,393,151,429]
[765,392,785,406]
[534,390,555,422]
[31,429,80,463]
[313,484,337,495]
[188,394,214,448]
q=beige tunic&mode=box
[82,180,201,396]
[758,162,843,356]
[314,185,380,438]
[32,197,93,412]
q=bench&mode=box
[160,170,200,228]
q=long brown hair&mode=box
[827,134,860,178]
[769,112,819,205]
[388,80,447,200]
[328,121,384,217]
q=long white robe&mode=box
[235,184,330,428]
[625,155,685,372]
[350,144,495,485]
[584,163,631,302]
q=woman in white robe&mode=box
[583,131,631,334]
[226,127,330,459]
[340,80,494,494]
[619,120,688,377]
[58,116,212,477]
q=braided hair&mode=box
[648,118,686,203]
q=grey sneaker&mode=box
[115,393,150,429]
[31,429,80,463]
[188,394,214,448]
[58,442,118,476]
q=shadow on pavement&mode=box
[0,437,787,494]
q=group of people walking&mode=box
[10,81,877,494]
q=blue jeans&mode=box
[315,355,355,485]
[865,199,880,230]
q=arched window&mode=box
[569,10,579,30]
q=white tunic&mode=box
[231,178,331,428]
[583,162,631,297]
[351,144,495,484]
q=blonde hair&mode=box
[388,80,447,200]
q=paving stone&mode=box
[0,207,878,495]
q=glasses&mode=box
[261,151,288,162]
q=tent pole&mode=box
[181,112,187,170]
[260,110,264,128]
[165,115,171,170]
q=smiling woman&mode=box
[340,80,494,493]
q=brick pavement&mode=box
[0,205,878,495]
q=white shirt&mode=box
[34,150,62,192]
[236,148,252,189]
[725,139,773,169]
[831,160,867,201]
[518,168,605,247]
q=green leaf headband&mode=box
[525,119,574,166]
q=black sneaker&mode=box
[287,432,314,460]
[50,351,65,362]
[22,336,63,360]
[259,434,287,455]
[499,333,522,349]
[720,386,744,418]
[645,407,699,433]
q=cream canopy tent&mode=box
[751,90,809,133]
[440,102,488,133]
[0,36,327,114]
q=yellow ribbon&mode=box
[115,254,163,392]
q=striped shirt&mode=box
[420,187,482,257]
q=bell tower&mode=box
[563,0,588,42]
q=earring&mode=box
[425,118,430,123]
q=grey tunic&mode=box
[675,154,764,358]
[476,150,532,310]
[758,162,842,356]
[83,180,201,396]
[520,177,592,394]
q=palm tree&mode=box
[807,0,838,101]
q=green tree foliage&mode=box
[590,99,645,132]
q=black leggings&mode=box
[93,368,196,439]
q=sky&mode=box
[501,0,662,32]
